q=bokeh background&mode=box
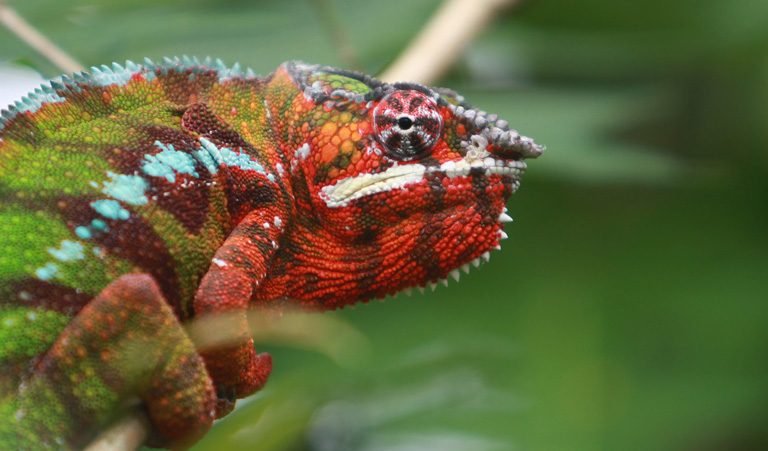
[1,0,767,450]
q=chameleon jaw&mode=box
[405,206,513,294]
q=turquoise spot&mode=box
[90,219,108,232]
[192,148,219,175]
[219,148,265,172]
[102,172,148,206]
[198,137,268,173]
[34,263,59,281]
[142,142,200,182]
[91,199,130,220]
[74,219,108,240]
[47,240,85,262]
[75,226,92,239]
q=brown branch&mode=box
[0,0,83,73]
[83,410,150,451]
[379,0,520,85]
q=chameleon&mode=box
[0,56,543,449]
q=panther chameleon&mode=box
[0,57,543,448]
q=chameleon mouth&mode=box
[318,152,525,208]
[439,153,526,178]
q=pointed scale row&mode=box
[401,208,512,295]
[0,56,260,132]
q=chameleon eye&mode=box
[373,90,443,160]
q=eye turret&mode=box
[373,90,443,161]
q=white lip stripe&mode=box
[319,157,526,208]
[320,164,426,207]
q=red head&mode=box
[256,63,544,309]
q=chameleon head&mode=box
[260,62,543,306]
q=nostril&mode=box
[461,134,490,160]
[470,134,488,148]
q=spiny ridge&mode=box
[0,57,261,132]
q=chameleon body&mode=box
[0,57,543,448]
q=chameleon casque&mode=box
[0,57,543,448]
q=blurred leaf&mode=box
[187,309,370,368]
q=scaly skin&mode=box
[0,57,543,448]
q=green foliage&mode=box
[1,0,767,450]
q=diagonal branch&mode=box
[83,412,149,451]
[379,0,520,85]
[0,0,83,73]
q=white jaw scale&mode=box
[319,135,526,208]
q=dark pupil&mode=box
[397,116,413,130]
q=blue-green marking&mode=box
[47,240,85,262]
[75,226,92,239]
[142,142,200,182]
[102,172,148,206]
[90,219,108,232]
[198,137,270,174]
[91,199,130,221]
[34,263,59,281]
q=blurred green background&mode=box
[1,0,767,450]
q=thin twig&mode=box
[0,0,83,73]
[379,0,520,85]
[308,0,361,70]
